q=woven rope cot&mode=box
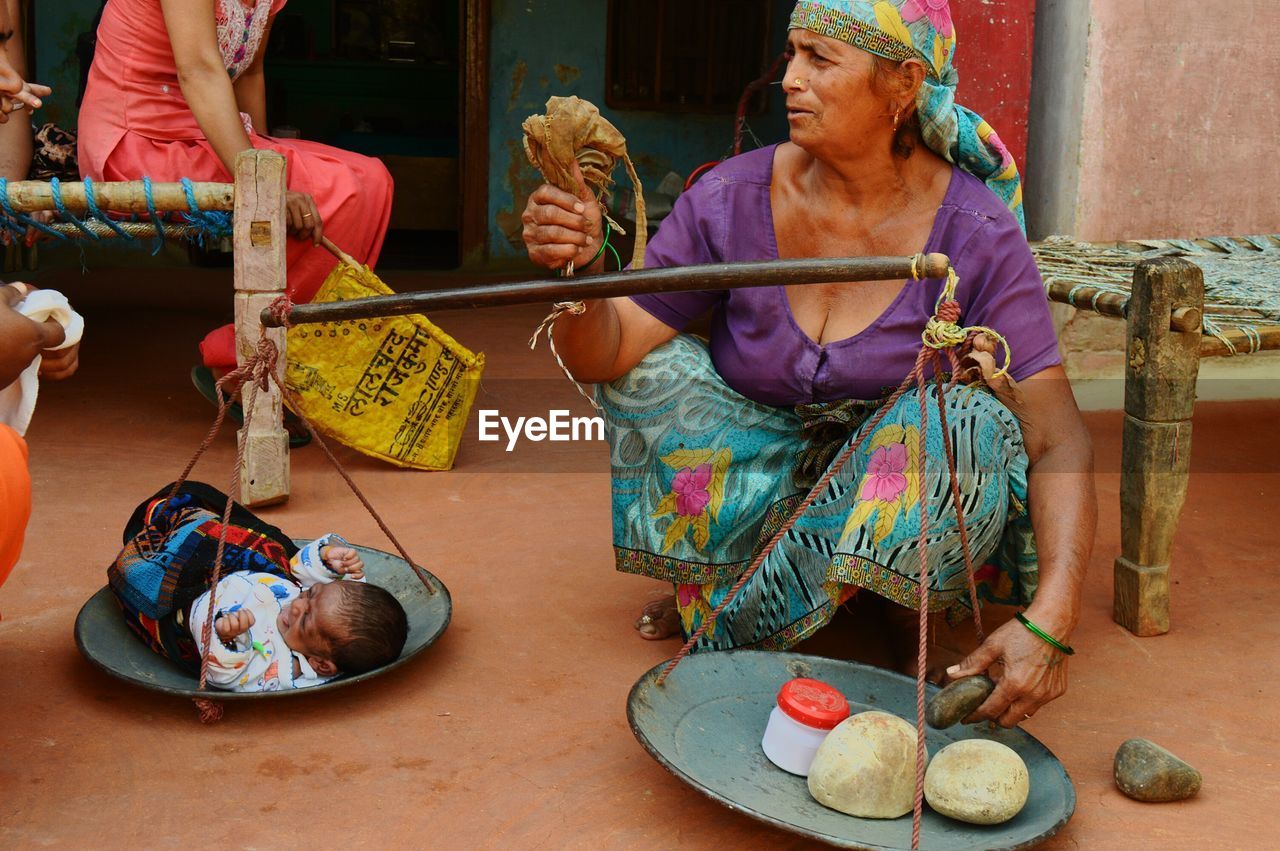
[1036,234,1280,355]
[1,150,292,507]
[1034,234,1280,636]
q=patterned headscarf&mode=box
[790,1,1024,230]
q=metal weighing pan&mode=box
[75,541,450,700]
[629,650,1074,850]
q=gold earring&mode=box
[893,108,902,129]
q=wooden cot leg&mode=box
[1114,258,1203,635]
[232,149,290,507]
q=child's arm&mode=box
[186,576,275,692]
[288,534,365,587]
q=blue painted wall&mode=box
[33,0,797,264]
[487,0,793,259]
[32,1,101,130]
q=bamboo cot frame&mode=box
[1046,258,1280,636]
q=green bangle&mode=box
[583,220,611,269]
[1015,612,1075,655]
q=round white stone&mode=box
[807,711,923,819]
[924,739,1030,825]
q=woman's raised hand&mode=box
[285,190,324,246]
[0,49,49,124]
[522,162,605,273]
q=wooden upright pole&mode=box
[1113,258,1203,635]
[232,150,290,507]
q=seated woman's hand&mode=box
[946,607,1072,727]
[522,163,605,273]
[285,190,323,246]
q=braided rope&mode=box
[941,349,987,642]
[909,357,935,850]
[0,177,63,241]
[142,176,166,254]
[49,178,101,242]
[82,177,136,241]
[163,318,431,722]
[180,177,234,245]
[42,221,210,241]
[654,354,928,686]
[190,338,278,723]
[529,301,603,412]
[644,264,1000,850]
[0,176,232,248]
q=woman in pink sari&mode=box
[79,0,394,370]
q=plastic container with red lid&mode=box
[761,678,851,775]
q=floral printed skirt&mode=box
[600,335,1038,653]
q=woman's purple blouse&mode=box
[629,145,1061,406]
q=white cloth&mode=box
[187,534,361,693]
[0,288,85,436]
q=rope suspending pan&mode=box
[76,541,451,701]
[75,327,451,722]
[266,249,1073,850]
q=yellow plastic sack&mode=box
[285,260,485,471]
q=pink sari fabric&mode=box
[78,0,394,368]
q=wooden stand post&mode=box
[1114,258,1203,635]
[232,150,290,507]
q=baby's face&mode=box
[276,582,345,663]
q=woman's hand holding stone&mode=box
[946,609,1072,727]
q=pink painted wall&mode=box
[1075,0,1280,240]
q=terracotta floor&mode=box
[1,278,1277,849]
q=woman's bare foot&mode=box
[635,596,682,640]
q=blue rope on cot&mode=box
[179,177,233,247]
[0,177,65,241]
[142,176,166,254]
[82,177,136,242]
[50,178,101,242]
[0,176,233,255]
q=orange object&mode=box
[0,423,31,590]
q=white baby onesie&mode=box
[186,534,361,692]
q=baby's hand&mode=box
[322,545,365,579]
[215,609,256,642]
